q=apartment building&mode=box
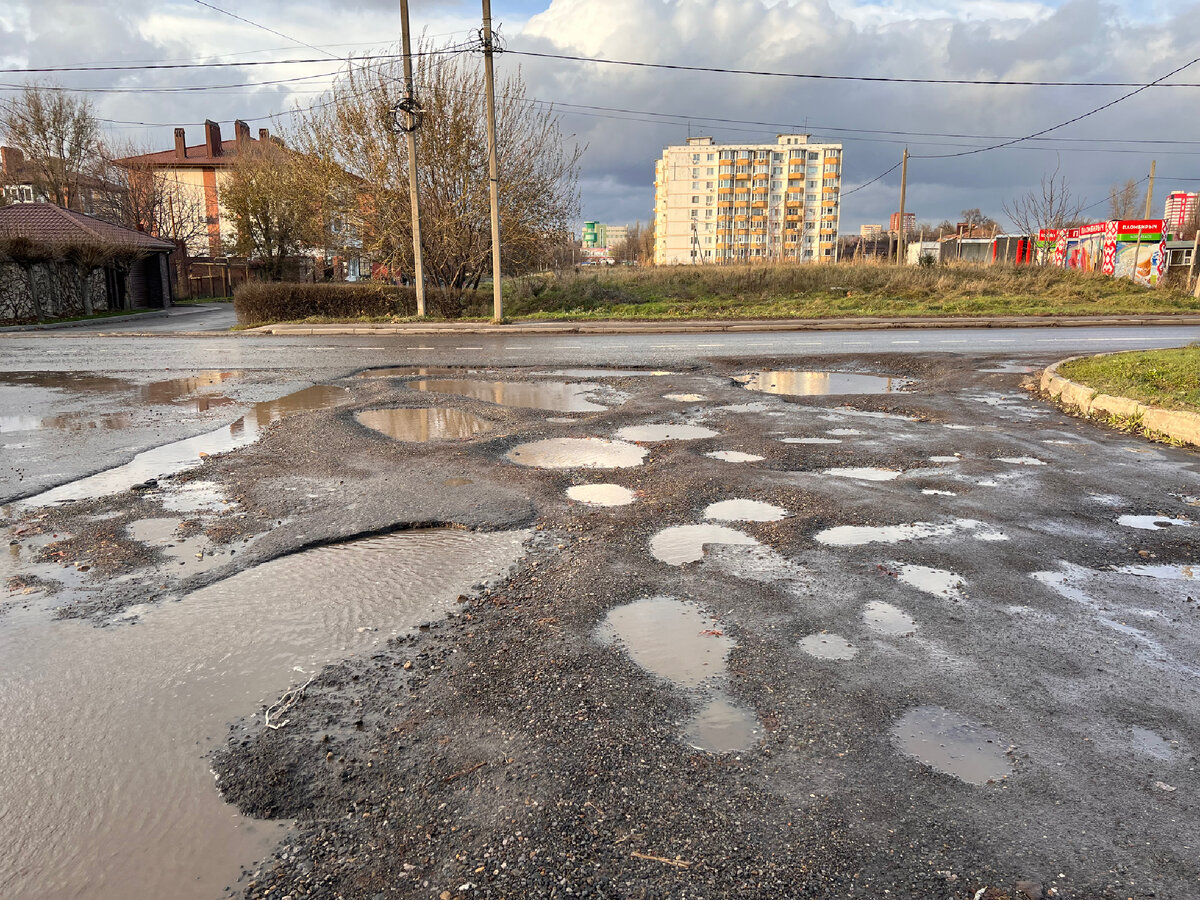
[653,134,842,265]
[1164,190,1198,235]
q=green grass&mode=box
[1058,346,1200,413]
[1,308,153,327]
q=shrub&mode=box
[233,281,482,324]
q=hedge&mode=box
[234,281,485,325]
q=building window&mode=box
[706,181,713,189]
[692,155,700,163]
[808,151,819,160]
[707,153,715,161]
[691,196,700,203]
[706,168,714,175]
[692,181,700,189]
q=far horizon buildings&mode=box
[860,224,883,238]
[1164,190,1198,234]
[653,134,843,265]
[889,212,916,233]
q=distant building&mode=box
[1164,191,1198,234]
[0,145,118,214]
[889,212,916,233]
[860,224,883,238]
[605,224,628,249]
[581,221,606,249]
[653,134,843,265]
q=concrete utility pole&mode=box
[399,0,426,316]
[896,147,909,265]
[481,0,503,321]
[1144,159,1156,220]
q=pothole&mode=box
[663,393,707,402]
[736,371,910,396]
[565,484,636,507]
[355,366,471,378]
[827,428,862,436]
[355,407,496,442]
[649,524,759,565]
[863,601,917,636]
[1114,563,1195,580]
[127,518,242,577]
[599,597,731,688]
[410,379,608,412]
[703,499,788,522]
[161,481,231,515]
[798,632,859,660]
[781,437,841,444]
[1131,726,1176,760]
[686,694,760,753]
[997,457,1047,466]
[891,706,1012,785]
[816,519,1007,546]
[506,438,647,469]
[705,450,764,463]
[539,368,673,378]
[1117,515,1194,531]
[614,423,719,442]
[823,467,901,482]
[894,564,965,600]
[921,489,957,497]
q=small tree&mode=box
[1003,160,1088,240]
[960,208,998,230]
[0,81,101,209]
[220,140,323,280]
[1108,179,1141,220]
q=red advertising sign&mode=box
[1077,223,1107,238]
[1115,219,1164,239]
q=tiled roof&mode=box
[117,138,252,168]
[0,203,175,251]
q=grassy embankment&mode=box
[1057,346,1200,414]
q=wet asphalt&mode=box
[1,334,1199,900]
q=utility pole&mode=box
[895,147,909,265]
[1144,159,1156,220]
[481,0,503,321]
[398,0,426,316]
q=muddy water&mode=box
[411,379,607,412]
[863,601,917,636]
[565,484,636,507]
[663,393,707,402]
[128,517,247,577]
[737,370,910,396]
[706,450,764,463]
[891,706,1012,785]
[824,467,901,481]
[799,632,859,660]
[1117,514,1195,531]
[781,437,841,444]
[355,407,496,442]
[506,437,647,469]
[649,523,760,565]
[816,518,1007,546]
[704,499,788,522]
[687,694,759,752]
[896,564,965,600]
[1115,563,1196,580]
[0,529,527,899]
[19,385,350,507]
[614,423,719,442]
[355,366,475,378]
[540,369,673,378]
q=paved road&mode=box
[2,323,1198,373]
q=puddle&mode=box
[600,597,732,687]
[565,484,636,507]
[1131,726,1176,760]
[614,423,719,442]
[704,499,788,522]
[997,457,1046,466]
[649,524,759,565]
[921,489,957,496]
[410,379,607,412]
[929,455,961,463]
[19,385,351,508]
[823,467,901,482]
[736,370,910,396]
[891,706,1012,785]
[128,517,241,577]
[355,407,495,442]
[706,450,764,463]
[1117,515,1194,531]
[816,518,1006,546]
[545,417,577,424]
[1114,563,1195,580]
[782,437,841,444]
[895,564,965,600]
[161,480,231,515]
[827,428,863,436]
[0,528,527,899]
[798,632,858,660]
[540,368,673,378]
[663,393,707,402]
[355,366,471,378]
[506,437,647,469]
[686,694,759,752]
[863,601,917,636]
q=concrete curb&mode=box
[246,313,1200,337]
[1040,354,1200,448]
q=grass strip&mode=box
[1058,346,1200,413]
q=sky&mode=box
[1,0,1198,234]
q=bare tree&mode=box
[960,208,998,230]
[286,45,582,292]
[93,141,208,249]
[1108,178,1141,220]
[0,82,101,209]
[1003,160,1089,239]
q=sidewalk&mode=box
[0,303,228,334]
[247,313,1200,337]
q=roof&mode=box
[0,203,175,251]
[117,138,256,169]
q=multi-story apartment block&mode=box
[889,211,916,233]
[653,135,842,265]
[1164,190,1198,234]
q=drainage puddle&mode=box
[19,385,350,507]
[863,601,917,636]
[565,484,636,507]
[355,407,495,442]
[1117,515,1194,531]
[706,450,764,463]
[736,371,910,396]
[891,706,1012,785]
[614,423,719,442]
[799,632,858,660]
[704,499,788,522]
[411,378,608,412]
[0,528,528,899]
[823,467,901,481]
[895,564,965,600]
[649,524,760,565]
[816,518,1007,546]
[599,597,758,752]
[506,437,647,469]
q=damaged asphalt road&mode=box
[2,349,1199,900]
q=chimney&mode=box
[174,128,187,159]
[0,145,24,173]
[204,119,222,158]
[258,128,269,143]
[234,119,250,147]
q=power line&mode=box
[841,161,902,197]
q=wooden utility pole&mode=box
[895,148,909,265]
[1144,159,1156,219]
[481,0,503,321]
[1190,227,1200,293]
[399,0,426,316]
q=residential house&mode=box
[0,145,117,213]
